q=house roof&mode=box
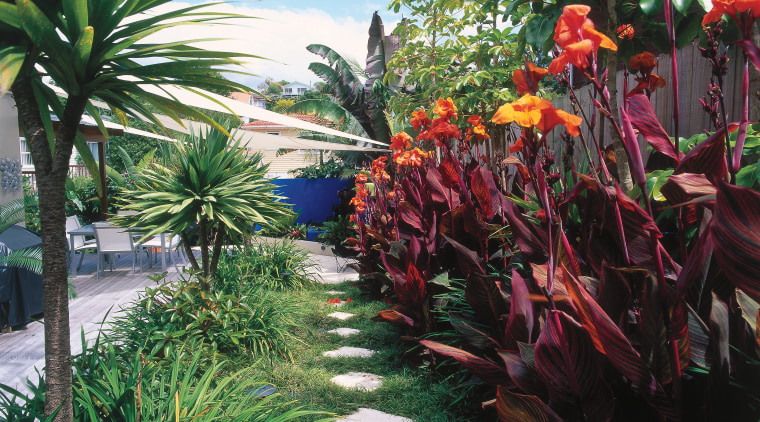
[229,91,250,103]
[241,113,335,130]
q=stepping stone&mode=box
[326,327,361,337]
[330,372,383,391]
[328,311,355,320]
[325,290,345,295]
[338,408,414,422]
[323,346,376,358]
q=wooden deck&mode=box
[0,246,356,395]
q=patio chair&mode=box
[92,222,141,280]
[66,216,96,272]
[140,233,186,274]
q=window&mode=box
[266,131,281,136]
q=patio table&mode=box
[68,224,169,277]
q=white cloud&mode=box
[145,2,378,90]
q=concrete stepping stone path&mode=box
[323,346,376,358]
[325,290,345,295]
[328,311,355,320]
[338,408,414,422]
[330,372,383,391]
[326,327,361,337]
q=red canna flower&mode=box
[492,94,582,136]
[513,62,549,95]
[629,51,658,74]
[509,137,525,154]
[390,131,413,152]
[703,0,760,37]
[617,24,634,40]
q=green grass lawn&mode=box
[243,280,486,421]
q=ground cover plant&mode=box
[349,1,760,420]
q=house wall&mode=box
[0,96,24,205]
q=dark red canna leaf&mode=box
[439,155,461,188]
[709,293,730,376]
[660,173,716,206]
[443,234,486,277]
[687,303,713,369]
[534,310,615,422]
[560,269,606,355]
[374,309,416,326]
[619,105,647,185]
[465,272,509,324]
[498,351,548,399]
[627,94,683,163]
[397,200,425,233]
[381,247,407,286]
[471,166,501,220]
[710,181,760,303]
[675,228,713,297]
[586,293,677,418]
[427,166,461,209]
[419,339,511,386]
[675,130,728,183]
[449,312,498,349]
[503,199,547,261]
[496,387,561,422]
[395,262,427,309]
[504,269,535,350]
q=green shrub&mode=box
[257,211,309,240]
[216,240,317,291]
[0,338,325,421]
[108,275,297,359]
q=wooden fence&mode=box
[545,42,744,166]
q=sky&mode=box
[160,0,404,91]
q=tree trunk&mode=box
[198,218,210,280]
[13,75,87,422]
[209,221,226,278]
[605,0,634,193]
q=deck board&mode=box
[0,248,356,395]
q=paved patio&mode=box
[0,244,356,394]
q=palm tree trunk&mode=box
[179,231,200,271]
[198,219,210,280]
[13,74,87,422]
[209,221,226,278]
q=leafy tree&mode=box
[0,1,257,419]
[118,126,291,283]
[273,98,295,114]
[385,0,524,126]
[290,12,395,145]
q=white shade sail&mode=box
[139,84,388,147]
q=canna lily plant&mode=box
[350,2,760,421]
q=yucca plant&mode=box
[118,126,292,282]
[0,198,42,274]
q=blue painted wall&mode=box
[269,178,352,224]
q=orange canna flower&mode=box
[548,39,594,74]
[629,51,657,74]
[509,137,525,154]
[390,131,413,152]
[434,97,458,120]
[627,73,667,97]
[617,24,634,40]
[429,118,462,144]
[395,148,432,167]
[513,62,549,95]
[703,0,760,37]
[492,94,582,136]
[549,5,617,74]
[411,109,432,131]
[467,115,482,126]
[355,173,368,184]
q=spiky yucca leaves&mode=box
[119,126,291,280]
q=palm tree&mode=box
[289,12,396,145]
[117,126,291,283]
[0,1,257,419]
